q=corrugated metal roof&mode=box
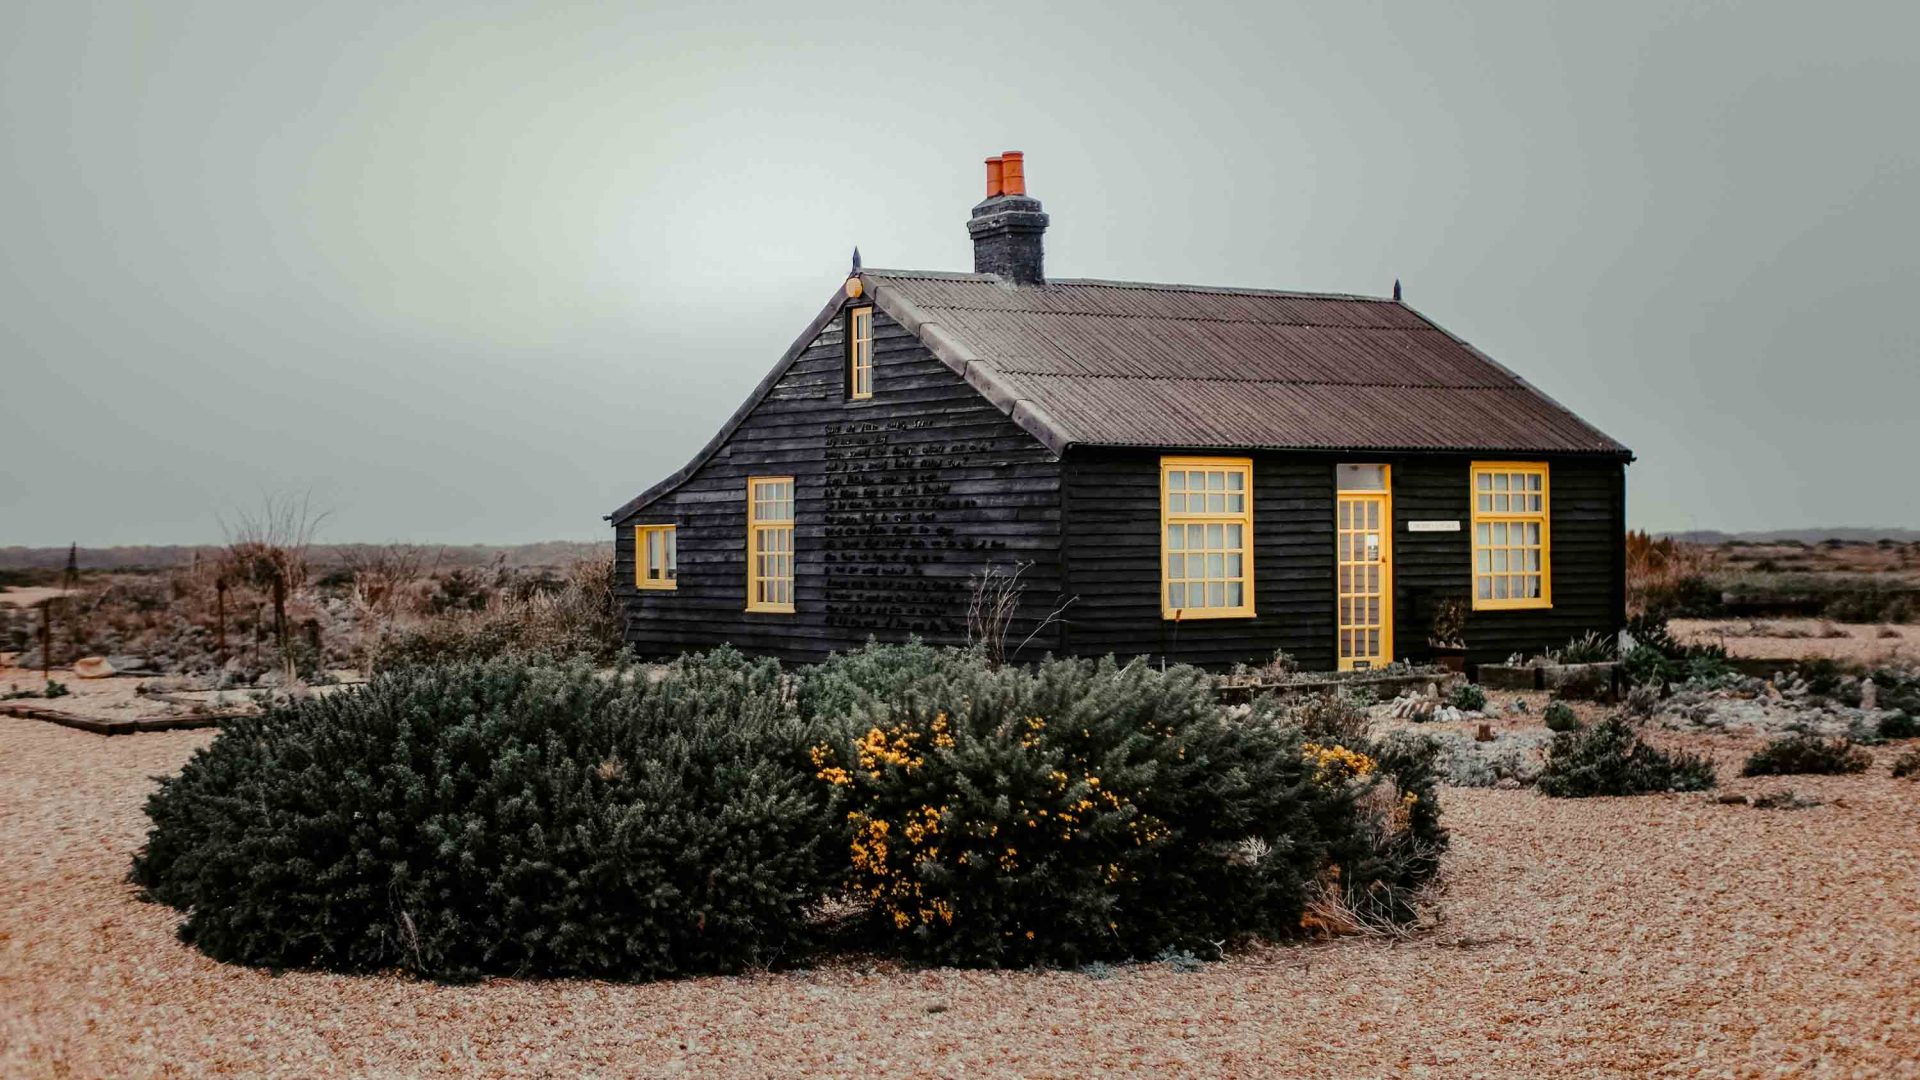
[864,270,1629,457]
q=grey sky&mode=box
[3,0,1915,546]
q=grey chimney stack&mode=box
[968,151,1048,285]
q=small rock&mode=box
[1494,777,1522,790]
[1861,679,1877,710]
[1717,793,1750,805]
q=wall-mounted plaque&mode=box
[1407,520,1461,533]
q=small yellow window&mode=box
[848,307,873,400]
[634,525,677,590]
[747,476,795,613]
[1471,462,1551,609]
[1161,456,1254,620]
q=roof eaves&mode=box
[605,285,853,523]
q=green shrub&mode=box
[800,648,1443,967]
[133,652,838,982]
[1542,701,1581,733]
[1448,683,1487,712]
[1740,734,1871,777]
[1878,713,1918,740]
[1892,749,1920,779]
[1537,717,1716,797]
[1620,615,1733,687]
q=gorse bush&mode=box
[133,652,839,981]
[1537,717,1717,797]
[136,641,1450,978]
[798,646,1445,966]
[1740,734,1871,777]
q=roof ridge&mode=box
[1001,371,1529,390]
[912,302,1429,330]
[861,267,1391,302]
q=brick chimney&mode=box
[968,151,1049,285]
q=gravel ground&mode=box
[3,720,1917,1079]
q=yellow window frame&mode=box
[746,476,795,613]
[1160,455,1255,620]
[634,525,677,591]
[848,307,874,400]
[1470,461,1551,610]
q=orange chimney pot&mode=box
[984,156,1003,197]
[1000,150,1025,195]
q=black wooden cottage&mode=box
[608,152,1632,671]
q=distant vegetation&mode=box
[1628,531,1920,623]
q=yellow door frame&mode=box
[1335,467,1394,671]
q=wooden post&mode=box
[40,600,52,680]
[215,578,228,664]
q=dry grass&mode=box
[3,721,1917,1078]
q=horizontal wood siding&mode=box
[1063,449,1626,671]
[612,308,1063,663]
[1062,449,1337,670]
[1391,456,1626,667]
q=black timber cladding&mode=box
[613,305,1065,662]
[1060,449,1627,670]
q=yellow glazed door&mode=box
[1336,469,1394,671]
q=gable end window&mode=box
[847,307,874,400]
[1160,456,1255,620]
[1471,462,1551,609]
[634,525,677,590]
[747,476,795,613]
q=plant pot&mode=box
[1430,645,1467,674]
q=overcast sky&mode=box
[2,0,1915,546]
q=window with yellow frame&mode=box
[1160,456,1254,619]
[1471,462,1550,609]
[634,525,676,590]
[746,477,795,613]
[848,307,873,400]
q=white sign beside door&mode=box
[1407,520,1461,533]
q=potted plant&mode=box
[1428,596,1468,673]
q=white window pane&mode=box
[1166,525,1183,550]
[1207,492,1225,513]
[1476,524,1491,545]
[1207,553,1224,578]
[1226,493,1244,513]
[1226,523,1243,549]
[1226,582,1243,607]
[1226,553,1242,578]
[1168,584,1185,608]
[1494,577,1510,599]
[1476,472,1492,491]
[1494,474,1509,492]
[1208,582,1225,607]
[1227,471,1245,492]
[1206,523,1223,549]
[1492,550,1508,572]
[1167,493,1187,513]
[1168,472,1186,492]
[1477,577,1492,599]
[1167,554,1185,579]
[1207,471,1224,492]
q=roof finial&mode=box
[1392,278,1402,302]
[851,247,862,274]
